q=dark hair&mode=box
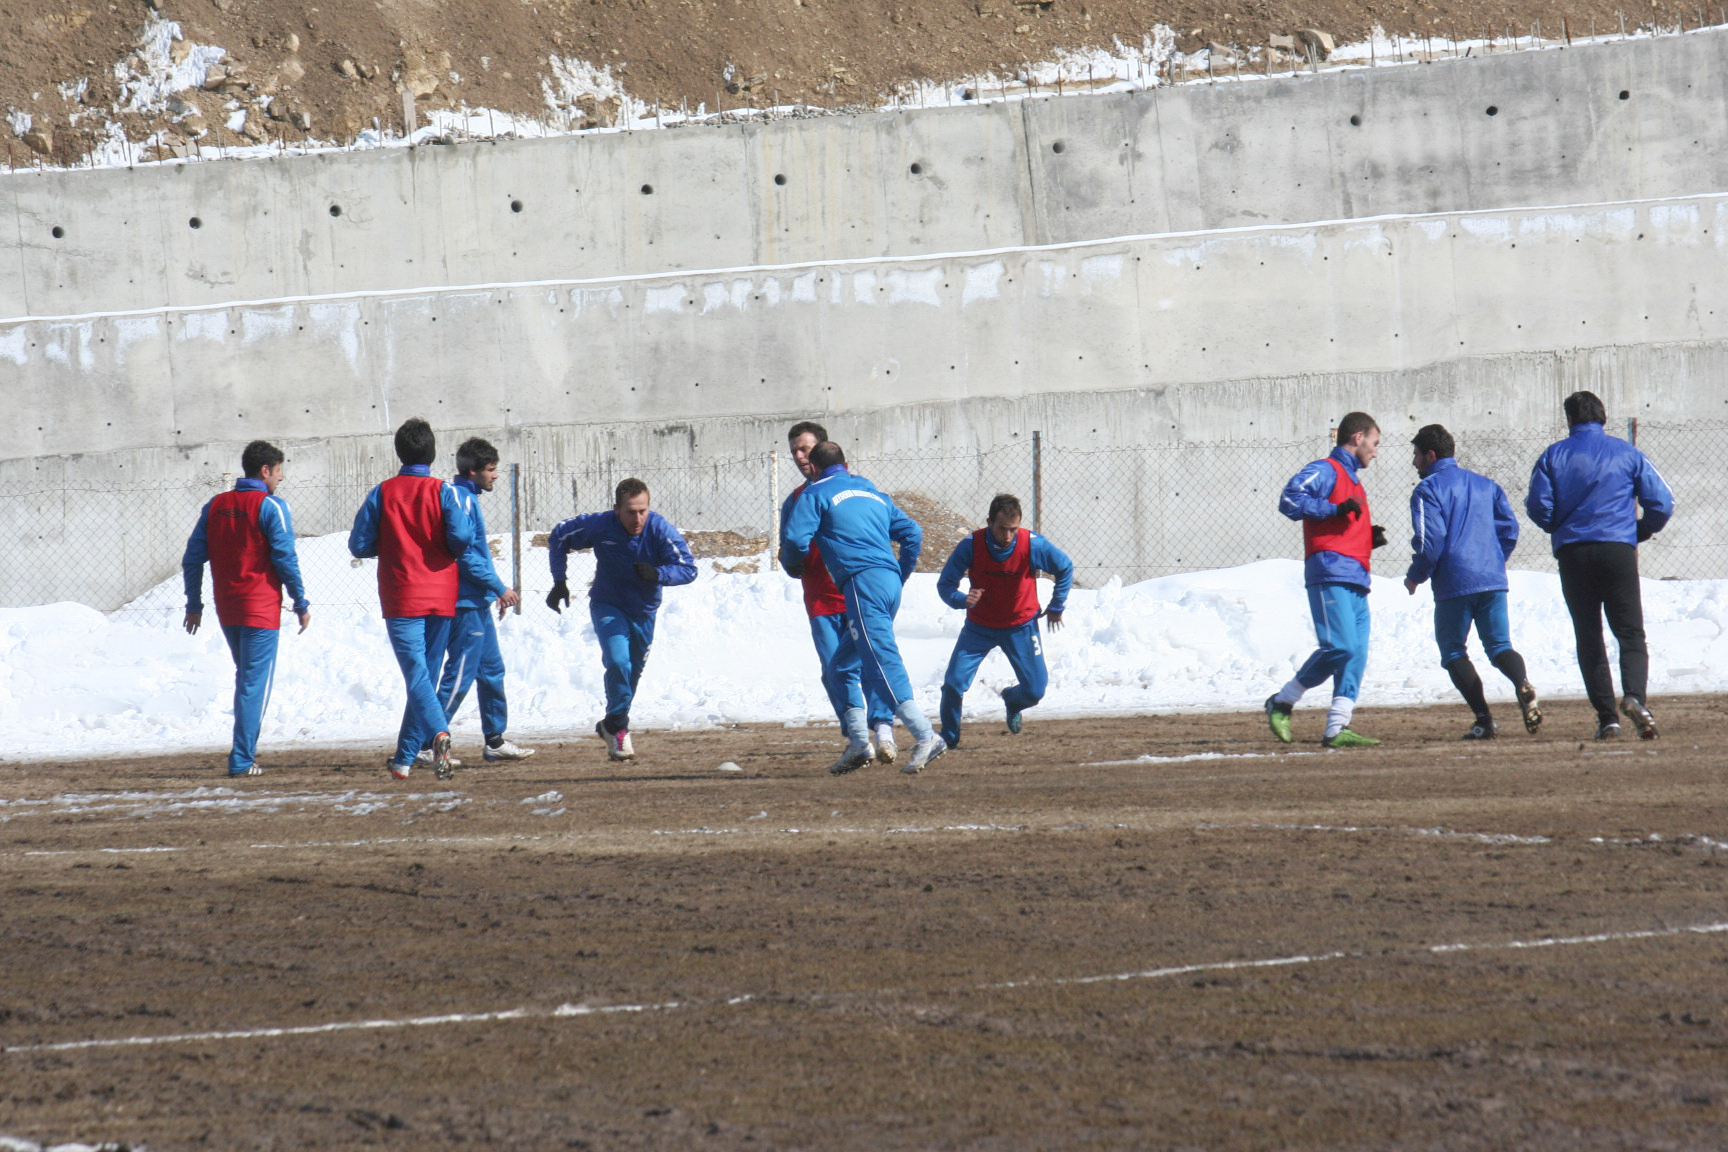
[808,441,846,471]
[1411,424,1455,459]
[1336,412,1379,446]
[787,420,828,445]
[456,437,498,477]
[240,440,283,478]
[987,493,1023,523]
[394,418,436,466]
[614,477,649,505]
[1564,391,1607,426]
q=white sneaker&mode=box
[483,740,536,761]
[415,749,464,770]
[903,736,946,775]
[872,723,897,764]
[829,740,874,776]
[430,731,454,780]
[597,721,635,761]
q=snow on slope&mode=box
[3,533,1726,763]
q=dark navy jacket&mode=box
[547,509,697,618]
[1278,447,1371,591]
[1525,423,1674,552]
[449,475,511,610]
[1404,457,1518,601]
[781,466,921,588]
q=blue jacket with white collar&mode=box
[547,508,697,618]
[1526,422,1674,552]
[781,465,922,588]
[1404,457,1518,600]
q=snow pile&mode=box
[3,537,1727,763]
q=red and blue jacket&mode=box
[182,478,308,628]
[1279,447,1372,591]
[347,465,480,618]
[547,508,697,619]
[1526,422,1674,551]
[1405,457,1519,600]
[936,528,1073,629]
[778,481,848,618]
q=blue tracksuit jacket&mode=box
[781,466,922,587]
[1525,422,1674,552]
[936,532,1075,618]
[1279,447,1372,590]
[1404,457,1518,600]
[547,509,697,618]
[182,478,310,615]
[449,475,511,609]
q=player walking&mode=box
[432,437,534,764]
[546,478,697,761]
[1525,391,1674,739]
[348,418,480,781]
[1265,413,1387,748]
[935,494,1073,748]
[778,421,899,766]
[1402,424,1542,739]
[782,442,945,774]
[181,440,310,777]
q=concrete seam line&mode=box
[3,190,1724,329]
[5,921,1725,1055]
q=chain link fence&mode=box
[6,420,1724,617]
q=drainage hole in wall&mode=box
[1349,114,1361,126]
[1051,141,1065,153]
[640,184,654,195]
[329,204,342,217]
[51,225,65,238]
[909,162,923,175]
[511,199,523,212]
[1485,105,1498,116]
[774,173,786,185]
[188,217,203,229]
[1619,89,1630,99]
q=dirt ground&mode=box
[2,0,1704,164]
[3,695,1727,1150]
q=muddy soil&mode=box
[3,696,1727,1150]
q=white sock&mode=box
[1324,695,1355,740]
[1273,678,1307,709]
[874,722,894,747]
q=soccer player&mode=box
[778,420,899,766]
[546,478,697,761]
[1526,391,1674,739]
[181,440,310,777]
[432,437,534,763]
[935,493,1073,749]
[348,418,478,781]
[1402,424,1542,740]
[782,441,945,775]
[1265,412,1388,748]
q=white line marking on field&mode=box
[1081,752,1295,766]
[6,921,1725,1056]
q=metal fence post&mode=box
[1031,430,1043,533]
[510,462,522,614]
[769,450,781,570]
[1627,416,1639,445]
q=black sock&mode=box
[1446,657,1491,721]
[486,735,503,749]
[1490,649,1529,689]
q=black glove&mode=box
[1335,497,1362,518]
[633,561,660,585]
[545,580,570,613]
[1371,524,1388,549]
[1636,520,1654,543]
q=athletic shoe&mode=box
[1265,696,1294,744]
[873,724,897,765]
[1619,696,1658,741]
[902,735,946,774]
[1322,728,1380,748]
[389,760,412,780]
[829,741,874,776]
[1595,721,1621,741]
[431,731,454,781]
[1462,720,1497,740]
[596,721,635,761]
[228,765,263,777]
[482,740,536,761]
[1516,683,1543,734]
[415,749,464,770]
[1005,700,1023,735]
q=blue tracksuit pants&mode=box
[437,605,508,742]
[1294,583,1371,701]
[1433,590,1513,667]
[939,618,1047,747]
[386,614,453,768]
[841,568,934,742]
[221,624,279,775]
[591,603,655,731]
[809,612,894,729]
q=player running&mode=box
[778,421,899,766]
[1265,413,1388,748]
[935,494,1073,748]
[1402,424,1542,740]
[782,442,945,775]
[546,478,697,761]
[181,440,310,777]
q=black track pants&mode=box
[1556,541,1648,724]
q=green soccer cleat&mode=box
[1005,702,1023,735]
[1323,728,1380,748]
[1264,695,1294,744]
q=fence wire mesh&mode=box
[7,421,1724,618]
